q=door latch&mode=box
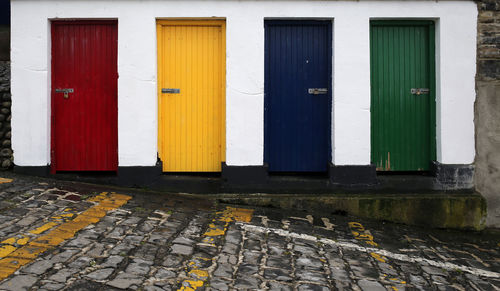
[162,88,180,94]
[55,88,74,99]
[410,88,430,95]
[308,88,328,95]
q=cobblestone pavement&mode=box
[0,174,497,290]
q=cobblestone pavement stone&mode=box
[0,174,497,290]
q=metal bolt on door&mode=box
[370,21,436,171]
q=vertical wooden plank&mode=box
[221,22,226,163]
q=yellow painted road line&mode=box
[348,222,378,247]
[29,222,59,235]
[1,237,28,246]
[348,221,406,288]
[0,178,12,184]
[0,236,30,258]
[0,204,80,259]
[0,192,131,280]
[0,216,77,259]
[179,207,254,291]
[226,207,253,223]
[0,246,16,258]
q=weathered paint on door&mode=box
[51,20,118,172]
[370,21,436,171]
[157,20,226,172]
[264,21,332,172]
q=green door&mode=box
[370,21,436,171]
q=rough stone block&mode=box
[85,268,114,280]
[0,275,38,291]
[478,60,500,81]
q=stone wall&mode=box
[0,62,12,169]
[475,0,500,227]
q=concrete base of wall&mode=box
[13,164,476,193]
[218,192,487,230]
[475,82,500,228]
[117,165,162,187]
[222,163,268,186]
[12,165,486,229]
[221,163,379,187]
[431,161,475,190]
[13,165,50,176]
[329,164,377,185]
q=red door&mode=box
[51,20,118,172]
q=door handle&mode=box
[55,88,74,99]
[162,88,180,94]
[410,88,430,95]
[308,88,328,95]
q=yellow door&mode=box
[157,20,226,172]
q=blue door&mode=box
[265,21,332,172]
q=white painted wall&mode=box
[10,0,477,167]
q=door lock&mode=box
[410,88,430,95]
[55,88,74,99]
[308,88,328,95]
[162,88,180,94]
